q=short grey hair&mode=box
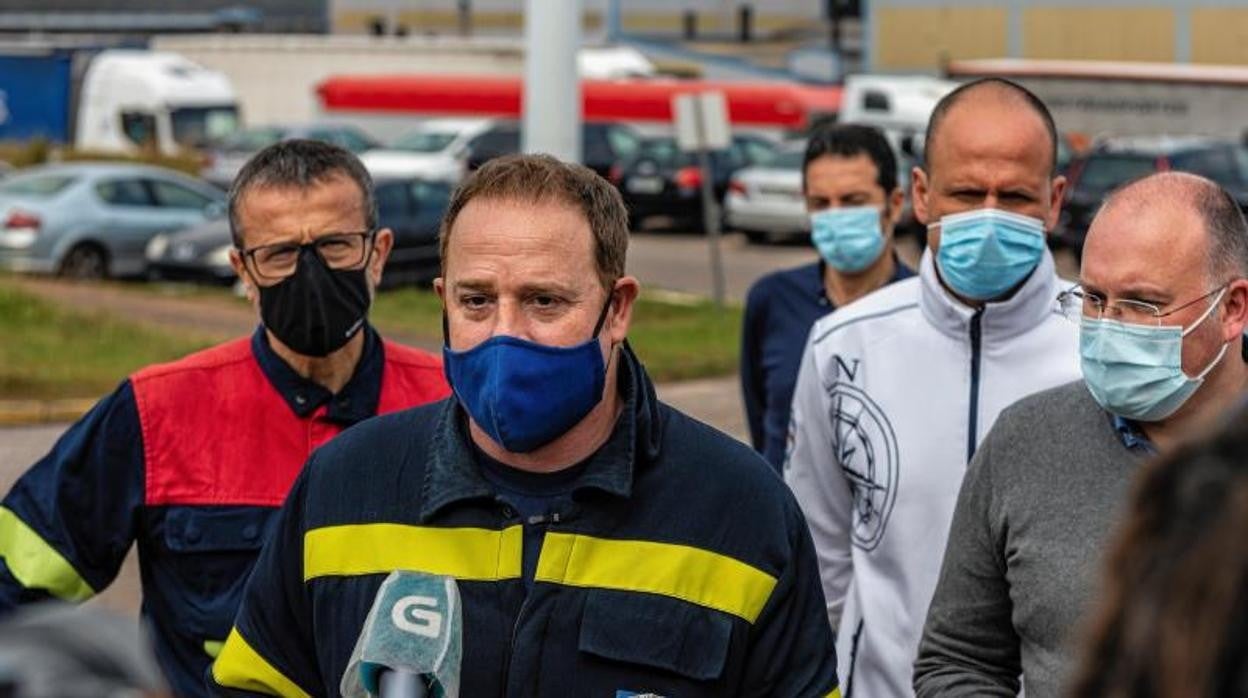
[1198,183,1248,280]
[1103,171,1248,282]
[227,138,377,248]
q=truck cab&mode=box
[837,75,959,159]
[75,50,239,156]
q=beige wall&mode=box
[1023,8,1174,62]
[1191,8,1248,65]
[875,7,1008,72]
[874,2,1248,71]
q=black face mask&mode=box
[257,247,371,357]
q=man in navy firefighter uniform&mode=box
[209,154,840,697]
[0,140,450,697]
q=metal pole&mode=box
[606,0,622,42]
[827,0,842,56]
[693,99,726,309]
[522,0,582,163]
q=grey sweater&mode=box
[913,380,1144,698]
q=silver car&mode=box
[0,163,225,279]
[725,144,924,245]
[724,146,808,244]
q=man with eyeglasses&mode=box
[0,139,450,697]
[915,171,1248,697]
[785,78,1081,696]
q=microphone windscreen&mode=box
[340,571,462,698]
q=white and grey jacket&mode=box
[784,248,1080,698]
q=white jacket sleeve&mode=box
[783,336,855,634]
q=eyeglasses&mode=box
[1056,284,1228,327]
[240,231,375,282]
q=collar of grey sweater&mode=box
[918,247,1068,342]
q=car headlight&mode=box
[146,234,169,261]
[207,243,234,270]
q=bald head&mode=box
[924,78,1058,175]
[1100,172,1248,281]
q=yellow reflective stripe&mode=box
[534,533,777,624]
[203,640,224,659]
[0,506,94,602]
[211,627,310,698]
[827,688,842,698]
[303,524,523,582]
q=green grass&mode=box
[0,280,741,401]
[369,288,743,383]
[0,282,214,400]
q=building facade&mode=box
[868,0,1248,72]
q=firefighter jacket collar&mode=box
[251,323,384,423]
[919,246,1065,342]
[419,342,661,522]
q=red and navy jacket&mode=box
[0,325,449,698]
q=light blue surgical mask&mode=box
[1080,288,1230,422]
[810,205,886,273]
[933,208,1047,301]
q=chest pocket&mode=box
[578,589,734,683]
[161,507,276,602]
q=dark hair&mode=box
[1069,407,1248,698]
[228,139,377,248]
[924,77,1059,174]
[439,153,629,292]
[802,123,898,195]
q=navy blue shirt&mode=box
[741,258,913,470]
[474,444,589,590]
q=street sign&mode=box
[671,90,730,308]
[673,91,730,152]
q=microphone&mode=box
[339,571,463,698]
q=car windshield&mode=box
[171,105,240,149]
[1076,155,1156,198]
[0,173,76,197]
[762,149,805,170]
[638,138,698,167]
[392,131,459,153]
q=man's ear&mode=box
[884,186,905,234]
[605,276,641,346]
[229,249,258,304]
[911,165,931,226]
[1221,278,1248,342]
[369,228,395,287]
[1045,175,1068,233]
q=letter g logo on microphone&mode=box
[391,595,443,638]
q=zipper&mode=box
[967,309,984,463]
[502,511,561,695]
[846,617,865,698]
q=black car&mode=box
[463,121,643,179]
[146,177,452,286]
[612,134,777,230]
[1058,137,1248,254]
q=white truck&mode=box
[947,58,1248,141]
[0,45,240,156]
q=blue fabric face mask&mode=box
[934,208,1047,301]
[442,299,612,453]
[810,206,886,273]
[1080,288,1229,421]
